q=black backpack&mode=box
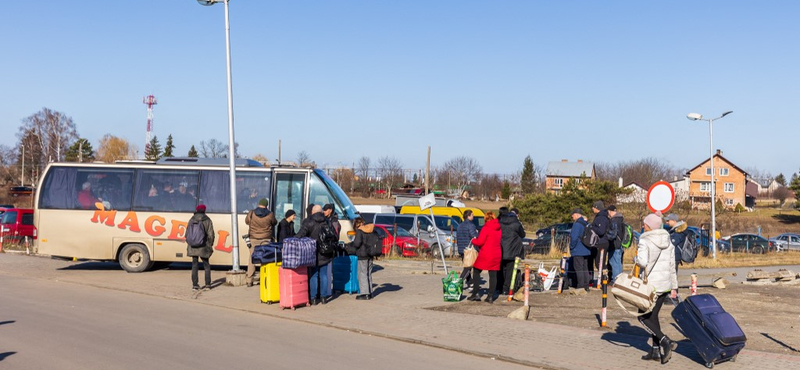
[318,222,339,256]
[607,221,619,242]
[581,225,599,248]
[679,230,699,263]
[186,220,206,247]
[367,234,385,257]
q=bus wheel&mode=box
[119,244,151,273]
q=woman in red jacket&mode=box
[467,212,502,303]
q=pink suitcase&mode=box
[279,267,311,310]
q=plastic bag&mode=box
[442,271,463,302]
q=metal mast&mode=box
[143,95,158,155]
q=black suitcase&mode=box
[671,294,746,368]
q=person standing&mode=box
[467,212,501,303]
[665,213,688,277]
[636,213,678,363]
[296,204,333,305]
[607,205,625,283]
[588,200,610,286]
[347,217,380,300]
[244,198,277,287]
[187,204,215,291]
[498,207,526,297]
[569,208,591,292]
[457,210,479,287]
[277,210,297,243]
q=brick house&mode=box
[686,150,749,210]
[545,160,596,194]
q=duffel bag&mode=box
[251,243,282,264]
[282,237,316,269]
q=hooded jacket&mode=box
[349,224,382,260]
[296,212,332,266]
[499,214,526,260]
[245,207,277,241]
[669,221,688,264]
[456,219,479,255]
[277,218,296,243]
[609,212,625,250]
[472,218,502,271]
[590,209,611,249]
[636,228,678,293]
[569,218,591,257]
[186,212,215,259]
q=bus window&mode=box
[274,172,306,233]
[236,172,272,213]
[311,169,358,220]
[134,169,199,213]
[195,170,271,214]
[39,166,134,210]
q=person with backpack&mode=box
[244,198,277,287]
[588,200,611,286]
[186,204,215,291]
[457,209,479,289]
[569,208,591,293]
[347,217,382,300]
[276,209,297,243]
[466,212,502,303]
[498,207,526,297]
[606,205,625,283]
[665,213,690,276]
[296,204,334,305]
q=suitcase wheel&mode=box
[267,301,273,305]
[705,362,714,369]
[731,355,737,362]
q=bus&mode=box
[34,158,358,272]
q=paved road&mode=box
[0,273,532,370]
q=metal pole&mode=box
[430,208,447,274]
[425,146,431,195]
[709,118,716,260]
[223,0,240,271]
[21,146,25,186]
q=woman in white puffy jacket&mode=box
[635,213,678,364]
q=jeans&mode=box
[309,263,332,299]
[358,258,373,295]
[191,256,211,287]
[608,247,624,282]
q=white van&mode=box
[355,204,396,223]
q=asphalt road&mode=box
[0,274,531,370]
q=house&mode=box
[617,179,646,204]
[545,160,596,194]
[685,150,749,210]
[669,176,690,202]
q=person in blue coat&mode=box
[569,208,591,292]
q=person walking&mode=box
[588,200,610,286]
[607,205,625,283]
[637,213,679,364]
[187,204,215,291]
[569,208,591,293]
[457,209,479,288]
[277,210,297,243]
[296,204,333,305]
[467,212,501,303]
[244,198,277,287]
[347,217,380,300]
[498,207,526,297]
[666,213,689,281]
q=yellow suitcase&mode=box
[260,262,281,304]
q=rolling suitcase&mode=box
[259,262,281,304]
[332,253,359,295]
[279,267,310,310]
[672,294,746,368]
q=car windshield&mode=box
[384,226,414,237]
[434,215,459,230]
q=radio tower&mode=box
[143,95,158,155]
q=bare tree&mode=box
[774,186,790,207]
[251,153,270,166]
[596,157,680,187]
[198,139,227,158]
[377,156,403,198]
[356,156,371,195]
[0,144,20,185]
[331,168,355,194]
[17,108,78,171]
[96,134,137,163]
[297,151,313,167]
[442,156,483,198]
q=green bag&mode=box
[442,271,463,302]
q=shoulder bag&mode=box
[611,246,663,316]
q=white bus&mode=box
[34,158,358,272]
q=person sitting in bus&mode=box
[77,182,101,209]
[174,182,196,211]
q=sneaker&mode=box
[192,285,201,291]
[321,296,330,305]
[202,285,211,291]
[246,282,253,287]
[467,295,481,302]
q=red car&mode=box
[374,224,429,257]
[1,208,37,242]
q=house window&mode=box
[724,183,734,193]
[554,178,563,188]
[705,167,712,176]
[700,182,710,192]
[725,198,734,206]
[720,168,729,176]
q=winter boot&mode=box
[641,346,660,361]
[660,336,675,364]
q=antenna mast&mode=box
[143,95,158,155]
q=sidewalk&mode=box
[2,253,799,369]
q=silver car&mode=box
[373,213,459,257]
[769,233,800,252]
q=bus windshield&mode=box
[312,169,358,220]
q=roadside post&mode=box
[557,252,567,294]
[691,273,698,295]
[507,257,520,302]
[600,251,609,327]
[419,194,447,274]
[524,264,530,306]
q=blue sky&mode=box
[1,1,797,178]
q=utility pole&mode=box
[78,140,83,163]
[425,146,431,195]
[21,146,25,186]
[278,139,281,165]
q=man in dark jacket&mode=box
[588,200,610,286]
[244,198,277,287]
[347,217,382,300]
[457,210,479,287]
[607,205,625,283]
[296,204,333,304]
[498,207,526,298]
[187,204,215,291]
[569,208,591,292]
[276,209,297,243]
[666,213,688,277]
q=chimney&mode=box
[577,159,583,163]
[618,177,623,188]
[561,159,568,162]
[674,175,678,181]
[716,149,722,156]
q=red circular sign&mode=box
[646,181,675,214]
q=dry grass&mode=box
[620,244,800,269]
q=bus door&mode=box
[273,171,307,234]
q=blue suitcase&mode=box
[332,254,359,294]
[672,294,746,368]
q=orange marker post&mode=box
[557,252,567,294]
[691,273,698,296]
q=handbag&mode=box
[611,247,663,316]
[462,243,478,268]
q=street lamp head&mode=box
[721,111,733,117]
[197,0,219,5]
[687,113,703,121]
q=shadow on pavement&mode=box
[0,352,16,361]
[600,321,652,352]
[0,321,15,326]
[762,332,800,353]
[372,283,402,297]
[58,261,122,271]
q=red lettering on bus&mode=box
[90,208,117,226]
[168,220,188,240]
[116,211,141,233]
[144,215,167,237]
[215,230,232,253]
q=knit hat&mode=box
[592,200,605,210]
[258,198,268,207]
[323,203,334,211]
[285,209,296,218]
[196,204,206,213]
[643,213,662,230]
[665,213,679,222]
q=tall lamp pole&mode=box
[198,0,242,274]
[687,111,732,260]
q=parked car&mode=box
[719,233,775,254]
[373,213,459,257]
[535,222,573,238]
[528,231,571,254]
[373,224,430,257]
[769,233,800,252]
[0,208,37,242]
[8,186,35,197]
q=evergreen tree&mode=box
[775,173,786,186]
[789,172,800,202]
[501,181,511,200]
[144,136,162,161]
[412,173,419,184]
[520,155,536,194]
[188,145,199,158]
[65,138,95,162]
[163,134,175,158]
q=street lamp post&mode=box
[687,111,733,260]
[198,0,243,278]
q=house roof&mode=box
[546,161,595,178]
[623,181,646,190]
[746,180,759,198]
[685,152,749,177]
